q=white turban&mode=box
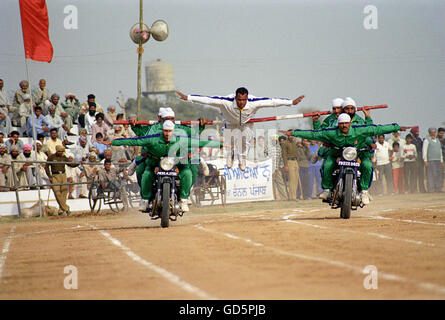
[23,94,31,100]
[341,97,356,108]
[163,120,175,130]
[331,98,344,108]
[337,113,351,123]
[162,107,175,118]
[158,107,166,116]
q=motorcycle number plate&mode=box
[157,171,178,176]
[338,161,360,167]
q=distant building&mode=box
[144,59,175,96]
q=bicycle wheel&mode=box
[107,190,125,212]
[88,183,102,214]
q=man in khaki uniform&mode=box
[281,134,302,201]
[45,145,78,215]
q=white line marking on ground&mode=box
[0,226,16,284]
[194,224,445,295]
[360,215,445,227]
[283,214,445,248]
[86,223,217,300]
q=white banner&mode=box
[207,158,274,204]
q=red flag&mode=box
[19,0,54,63]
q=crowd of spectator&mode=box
[0,78,136,195]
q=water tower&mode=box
[144,59,175,103]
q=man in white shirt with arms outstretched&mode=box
[176,87,304,170]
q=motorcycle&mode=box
[149,156,184,228]
[322,146,369,219]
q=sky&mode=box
[1,0,444,135]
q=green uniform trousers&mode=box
[140,159,193,200]
[321,155,373,191]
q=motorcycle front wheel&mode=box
[340,173,353,219]
[161,183,170,228]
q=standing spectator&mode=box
[390,142,405,194]
[388,131,405,150]
[79,152,100,198]
[0,144,13,191]
[61,93,81,126]
[26,106,51,138]
[373,134,394,195]
[34,141,50,188]
[438,128,445,161]
[6,131,24,153]
[281,134,301,201]
[0,79,11,115]
[44,145,79,216]
[46,128,64,155]
[84,103,97,134]
[104,105,117,128]
[308,140,323,198]
[296,138,311,200]
[423,128,444,193]
[410,127,427,193]
[64,151,83,199]
[32,79,51,108]
[18,94,33,134]
[402,134,418,193]
[255,136,267,161]
[91,113,111,143]
[11,80,30,125]
[265,135,288,201]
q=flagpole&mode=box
[24,53,44,218]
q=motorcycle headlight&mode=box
[342,147,357,161]
[160,157,175,171]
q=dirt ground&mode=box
[0,192,445,300]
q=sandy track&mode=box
[0,193,444,300]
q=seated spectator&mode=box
[0,132,5,144]
[101,147,128,166]
[0,79,12,115]
[32,78,51,109]
[77,128,92,148]
[26,106,51,138]
[91,112,111,143]
[92,132,109,160]
[46,128,64,155]
[11,80,30,126]
[18,94,33,134]
[71,135,91,163]
[0,143,13,191]
[104,105,117,127]
[0,105,12,136]
[61,93,80,126]
[46,104,73,143]
[97,159,128,200]
[16,144,35,188]
[45,94,73,132]
[84,103,97,134]
[6,130,24,153]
